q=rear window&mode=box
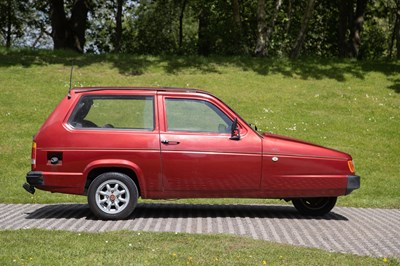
[68,95,154,130]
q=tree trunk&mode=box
[396,0,400,59]
[290,0,316,59]
[338,0,352,58]
[231,0,247,53]
[265,0,282,53]
[69,0,90,52]
[198,6,210,55]
[255,0,267,56]
[31,31,44,49]
[114,0,123,52]
[255,0,282,57]
[179,0,188,51]
[348,0,368,59]
[50,0,90,53]
[285,0,293,35]
[389,6,396,58]
[50,0,67,50]
[232,0,242,36]
[397,23,400,59]
[5,0,12,48]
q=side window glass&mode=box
[69,96,154,130]
[166,98,231,133]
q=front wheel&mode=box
[292,197,337,216]
[88,172,138,220]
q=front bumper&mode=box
[346,175,360,195]
[23,171,44,194]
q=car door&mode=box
[159,94,262,195]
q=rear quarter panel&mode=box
[33,91,161,196]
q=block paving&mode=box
[1,203,399,260]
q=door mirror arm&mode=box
[230,118,241,140]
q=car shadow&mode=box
[25,203,348,221]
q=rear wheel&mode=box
[88,172,138,220]
[292,197,337,216]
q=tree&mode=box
[0,0,31,48]
[396,0,400,59]
[348,0,368,58]
[338,0,351,57]
[231,0,246,53]
[197,4,211,56]
[255,0,268,56]
[114,0,123,52]
[285,0,293,36]
[290,0,316,59]
[255,0,283,57]
[2,0,396,58]
[338,0,368,58]
[389,0,400,59]
[3,0,14,48]
[179,0,188,51]
[50,0,92,52]
[85,0,131,53]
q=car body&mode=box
[24,87,360,219]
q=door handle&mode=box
[161,140,180,145]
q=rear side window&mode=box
[68,96,154,130]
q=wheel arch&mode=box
[83,160,146,197]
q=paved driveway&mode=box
[1,203,399,260]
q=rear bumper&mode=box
[346,175,360,195]
[23,171,85,195]
[26,171,44,186]
[23,171,44,194]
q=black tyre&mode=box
[88,172,138,220]
[292,197,337,216]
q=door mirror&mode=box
[230,118,241,140]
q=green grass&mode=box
[0,48,399,208]
[1,48,399,265]
[0,229,398,265]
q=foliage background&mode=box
[1,0,399,58]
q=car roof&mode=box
[72,86,210,95]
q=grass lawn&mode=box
[0,48,399,264]
[0,229,397,265]
[1,48,399,207]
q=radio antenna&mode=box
[68,63,74,99]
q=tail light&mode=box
[31,141,37,170]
